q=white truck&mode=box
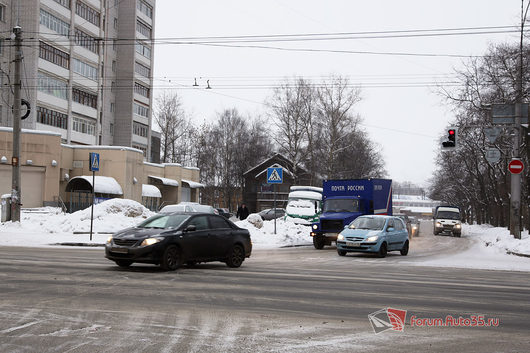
[285,186,323,225]
[433,205,462,237]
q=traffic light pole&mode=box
[11,26,22,222]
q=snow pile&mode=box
[0,199,155,235]
[236,218,311,248]
[464,224,530,256]
[245,213,263,229]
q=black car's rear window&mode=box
[138,214,190,229]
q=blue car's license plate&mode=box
[346,241,360,247]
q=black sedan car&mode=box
[105,212,252,270]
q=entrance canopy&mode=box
[181,179,205,188]
[148,175,179,187]
[142,184,162,198]
[66,176,123,195]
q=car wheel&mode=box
[337,249,347,256]
[226,244,245,268]
[313,236,325,249]
[400,240,409,256]
[378,242,387,258]
[115,260,133,268]
[160,245,180,271]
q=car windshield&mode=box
[349,217,386,230]
[323,199,359,213]
[437,211,460,220]
[137,214,190,229]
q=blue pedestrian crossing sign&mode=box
[89,152,100,172]
[267,167,283,184]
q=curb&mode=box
[54,242,105,247]
[507,251,530,259]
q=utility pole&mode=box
[510,0,528,239]
[11,26,22,222]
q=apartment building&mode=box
[0,0,156,160]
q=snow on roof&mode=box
[148,175,179,187]
[255,163,294,179]
[399,207,433,214]
[163,163,182,167]
[143,162,164,168]
[288,190,322,200]
[0,127,62,136]
[181,179,205,188]
[290,186,323,193]
[61,144,143,154]
[183,166,200,171]
[70,176,123,195]
[142,184,162,198]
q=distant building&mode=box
[242,153,313,213]
[1,0,157,161]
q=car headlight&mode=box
[412,225,418,230]
[106,236,113,244]
[435,222,442,228]
[141,238,161,247]
[455,224,461,229]
[337,234,344,241]
[312,224,318,230]
[366,235,379,242]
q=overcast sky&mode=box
[152,1,523,186]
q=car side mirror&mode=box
[184,224,197,232]
[387,227,394,232]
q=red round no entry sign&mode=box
[508,159,524,174]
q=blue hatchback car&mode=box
[336,215,409,258]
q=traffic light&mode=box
[441,127,458,150]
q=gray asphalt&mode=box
[0,228,529,352]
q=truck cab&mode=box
[433,205,461,237]
[310,179,392,249]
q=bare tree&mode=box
[154,91,192,163]
[268,77,314,183]
[316,75,362,179]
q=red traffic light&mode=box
[448,129,455,135]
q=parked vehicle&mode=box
[160,202,218,215]
[258,208,285,220]
[216,208,233,219]
[409,216,420,237]
[285,186,323,225]
[310,179,393,249]
[336,215,409,258]
[105,212,252,270]
[433,205,461,237]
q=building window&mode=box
[38,72,68,100]
[72,58,98,81]
[110,123,114,135]
[110,102,115,112]
[112,60,116,72]
[0,4,5,21]
[39,41,70,69]
[113,17,118,29]
[111,81,116,92]
[135,41,151,59]
[135,61,150,78]
[40,9,70,37]
[134,82,150,98]
[74,28,99,53]
[72,88,97,109]
[136,19,151,38]
[133,122,148,137]
[75,1,100,27]
[133,102,149,118]
[36,106,68,129]
[72,116,96,135]
[137,0,153,19]
[132,143,147,156]
[52,0,70,9]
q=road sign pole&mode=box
[11,26,22,222]
[90,170,95,241]
[273,184,277,235]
